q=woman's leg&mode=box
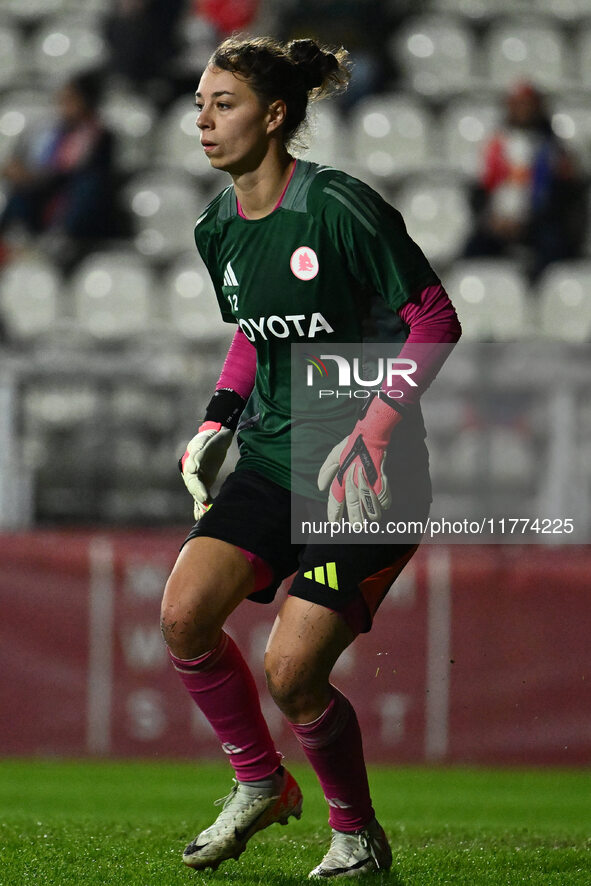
[161,535,282,780]
[161,535,254,658]
[161,536,302,870]
[265,596,371,826]
[265,595,391,876]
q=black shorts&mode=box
[183,469,427,634]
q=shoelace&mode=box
[213,781,236,809]
[327,828,384,870]
[212,780,267,823]
[359,830,381,868]
[327,830,364,865]
[211,782,250,825]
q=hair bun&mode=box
[288,39,338,91]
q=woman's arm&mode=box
[215,327,257,400]
[180,328,257,520]
[388,282,462,406]
[319,283,461,522]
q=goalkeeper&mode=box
[161,34,461,880]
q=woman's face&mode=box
[195,65,279,175]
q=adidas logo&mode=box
[223,261,239,287]
[327,797,352,809]
[303,562,339,590]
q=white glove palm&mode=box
[317,397,402,524]
[317,433,391,524]
[180,422,233,520]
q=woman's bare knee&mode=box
[264,650,298,708]
[265,650,330,723]
[160,571,219,659]
[264,596,354,722]
[160,537,256,660]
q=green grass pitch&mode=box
[1,760,590,885]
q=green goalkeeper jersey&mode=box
[194,159,439,493]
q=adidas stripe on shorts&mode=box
[182,469,427,635]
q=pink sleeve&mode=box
[398,283,462,343]
[386,283,462,406]
[215,328,257,401]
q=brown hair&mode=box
[208,35,350,146]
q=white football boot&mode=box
[182,768,303,871]
[308,818,392,878]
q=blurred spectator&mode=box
[196,0,261,35]
[105,0,186,100]
[278,0,391,110]
[463,81,586,281]
[0,72,116,267]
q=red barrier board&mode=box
[0,531,589,764]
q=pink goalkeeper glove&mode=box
[317,396,402,524]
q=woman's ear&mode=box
[267,99,287,134]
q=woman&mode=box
[161,35,461,878]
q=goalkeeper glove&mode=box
[180,389,245,520]
[317,395,403,524]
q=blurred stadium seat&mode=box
[76,0,112,13]
[70,250,155,342]
[577,24,591,89]
[100,487,185,524]
[425,0,491,20]
[427,0,532,20]
[0,255,61,340]
[550,94,591,173]
[0,0,70,21]
[174,8,217,79]
[489,426,537,486]
[0,22,24,90]
[394,175,471,267]
[110,434,155,485]
[350,93,436,179]
[21,383,103,521]
[0,0,112,17]
[30,14,108,79]
[440,95,501,177]
[100,88,157,173]
[163,251,232,343]
[537,261,591,341]
[443,259,532,340]
[484,17,571,92]
[122,170,205,260]
[534,0,591,22]
[391,15,479,98]
[0,89,52,165]
[436,422,536,490]
[23,382,100,431]
[303,104,350,169]
[111,384,177,433]
[0,179,7,217]
[154,95,218,182]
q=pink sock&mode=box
[289,688,374,831]
[169,631,282,782]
